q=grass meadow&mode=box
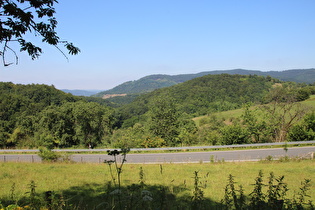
[193,95,315,126]
[0,159,315,209]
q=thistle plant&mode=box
[104,148,130,210]
[104,148,130,190]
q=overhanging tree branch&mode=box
[0,0,80,67]
[2,40,18,65]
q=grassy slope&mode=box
[0,160,315,207]
[193,95,315,127]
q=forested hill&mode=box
[116,74,280,127]
[1,77,313,149]
[0,82,114,148]
[94,68,315,97]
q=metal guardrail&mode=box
[1,140,315,153]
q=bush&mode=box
[38,147,60,162]
[288,125,309,141]
[221,170,314,209]
[220,124,250,145]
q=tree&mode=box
[72,101,113,148]
[261,85,309,142]
[147,94,180,146]
[288,124,309,142]
[0,0,80,66]
[177,116,198,146]
[34,103,77,148]
[33,101,114,148]
[288,112,315,141]
[241,103,273,143]
[220,124,250,145]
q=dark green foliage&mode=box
[242,109,269,143]
[267,172,288,209]
[177,116,198,146]
[114,96,150,128]
[222,174,246,210]
[55,101,113,147]
[1,76,314,148]
[0,181,66,209]
[249,170,265,209]
[292,179,312,208]
[261,85,310,142]
[222,174,237,209]
[139,166,145,188]
[116,74,275,129]
[95,69,315,98]
[106,74,314,146]
[196,114,224,145]
[97,94,140,107]
[288,125,310,141]
[84,96,115,107]
[27,180,40,208]
[94,74,178,96]
[0,82,77,147]
[69,101,113,147]
[220,124,250,145]
[220,171,314,210]
[289,112,315,141]
[170,74,272,115]
[38,147,60,162]
[296,89,311,101]
[0,82,114,148]
[304,112,315,131]
[0,0,80,66]
[191,171,206,209]
[147,94,181,146]
[112,75,313,146]
[108,123,166,148]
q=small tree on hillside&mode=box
[261,85,309,142]
[241,103,273,143]
[147,94,180,146]
[220,124,250,145]
[288,112,315,141]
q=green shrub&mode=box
[38,147,60,162]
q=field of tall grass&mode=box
[1,159,314,209]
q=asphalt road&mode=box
[0,146,314,163]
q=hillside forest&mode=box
[1,74,315,149]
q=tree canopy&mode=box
[0,0,80,66]
[1,76,314,149]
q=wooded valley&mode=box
[1,74,315,149]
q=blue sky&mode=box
[1,0,315,90]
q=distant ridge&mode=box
[61,89,104,97]
[93,68,315,97]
